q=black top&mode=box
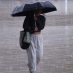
[23,15,46,33]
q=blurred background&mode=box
[0,0,73,15]
[0,0,73,73]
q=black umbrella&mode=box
[11,1,57,17]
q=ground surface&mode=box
[0,0,73,73]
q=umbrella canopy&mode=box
[11,1,57,17]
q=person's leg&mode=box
[36,34,43,65]
[26,34,37,73]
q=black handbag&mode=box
[19,30,31,49]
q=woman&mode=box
[23,10,46,73]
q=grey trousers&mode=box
[26,33,43,72]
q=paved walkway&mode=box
[0,0,73,73]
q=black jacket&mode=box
[23,15,46,33]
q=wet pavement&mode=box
[0,0,73,73]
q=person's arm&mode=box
[23,17,30,31]
[36,15,46,30]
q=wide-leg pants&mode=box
[26,33,43,72]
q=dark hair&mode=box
[35,9,42,14]
[26,12,34,16]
